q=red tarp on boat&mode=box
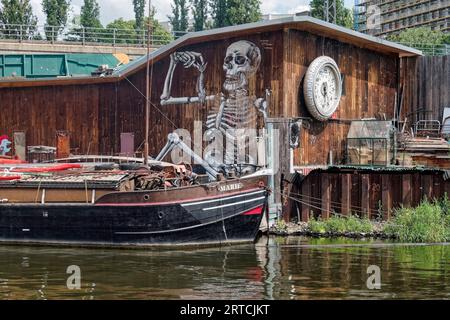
[0,176,21,181]
[0,159,27,165]
[11,164,82,173]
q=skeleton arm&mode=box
[160,53,178,102]
[160,52,215,106]
[254,89,271,120]
[155,133,220,180]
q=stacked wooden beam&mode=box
[401,137,450,153]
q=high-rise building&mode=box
[354,0,450,37]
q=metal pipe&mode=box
[144,0,152,167]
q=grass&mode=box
[306,195,450,243]
[308,215,374,234]
[385,198,450,243]
[281,195,450,243]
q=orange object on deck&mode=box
[0,159,27,165]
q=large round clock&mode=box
[303,56,342,122]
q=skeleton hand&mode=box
[175,52,207,72]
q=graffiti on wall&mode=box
[160,40,270,174]
[0,135,11,156]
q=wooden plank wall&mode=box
[289,170,450,222]
[400,55,450,125]
[282,29,399,166]
[0,29,401,165]
[1,84,103,155]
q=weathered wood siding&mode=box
[0,28,402,166]
[400,55,450,125]
[282,29,399,165]
[289,169,450,222]
[1,84,103,155]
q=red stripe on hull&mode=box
[242,206,264,216]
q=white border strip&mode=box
[202,196,266,211]
[182,190,265,207]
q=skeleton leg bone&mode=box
[156,133,220,180]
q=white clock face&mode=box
[313,66,340,115]
[303,56,342,122]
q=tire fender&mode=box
[303,56,342,122]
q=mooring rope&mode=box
[286,189,389,216]
[221,208,229,243]
[274,189,369,219]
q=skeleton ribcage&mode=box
[206,96,258,165]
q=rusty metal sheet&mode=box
[120,133,135,157]
[56,131,71,159]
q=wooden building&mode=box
[0,16,448,221]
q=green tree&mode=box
[191,0,208,31]
[310,0,353,29]
[211,0,228,28]
[80,0,102,29]
[132,0,145,30]
[42,0,71,41]
[388,27,446,55]
[0,0,38,39]
[146,9,174,45]
[169,0,189,36]
[151,19,174,45]
[445,34,450,45]
[79,0,102,41]
[106,17,173,46]
[226,0,261,26]
[106,18,137,44]
[388,27,445,46]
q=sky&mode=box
[29,0,355,26]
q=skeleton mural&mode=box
[158,40,270,178]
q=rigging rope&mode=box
[90,46,178,131]
[273,189,387,219]
[286,190,388,216]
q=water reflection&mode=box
[0,237,448,300]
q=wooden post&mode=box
[267,118,291,220]
[361,174,370,218]
[422,174,433,201]
[382,175,392,220]
[301,177,311,222]
[321,173,331,219]
[402,174,412,207]
[341,174,351,216]
[282,174,295,223]
[433,174,442,199]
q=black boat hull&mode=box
[0,189,267,247]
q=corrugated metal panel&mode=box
[0,54,122,78]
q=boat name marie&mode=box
[218,183,244,192]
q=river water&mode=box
[0,236,448,300]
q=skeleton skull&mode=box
[223,41,261,93]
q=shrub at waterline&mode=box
[385,199,450,243]
[308,215,373,234]
[305,196,450,242]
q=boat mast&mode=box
[144,0,152,166]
